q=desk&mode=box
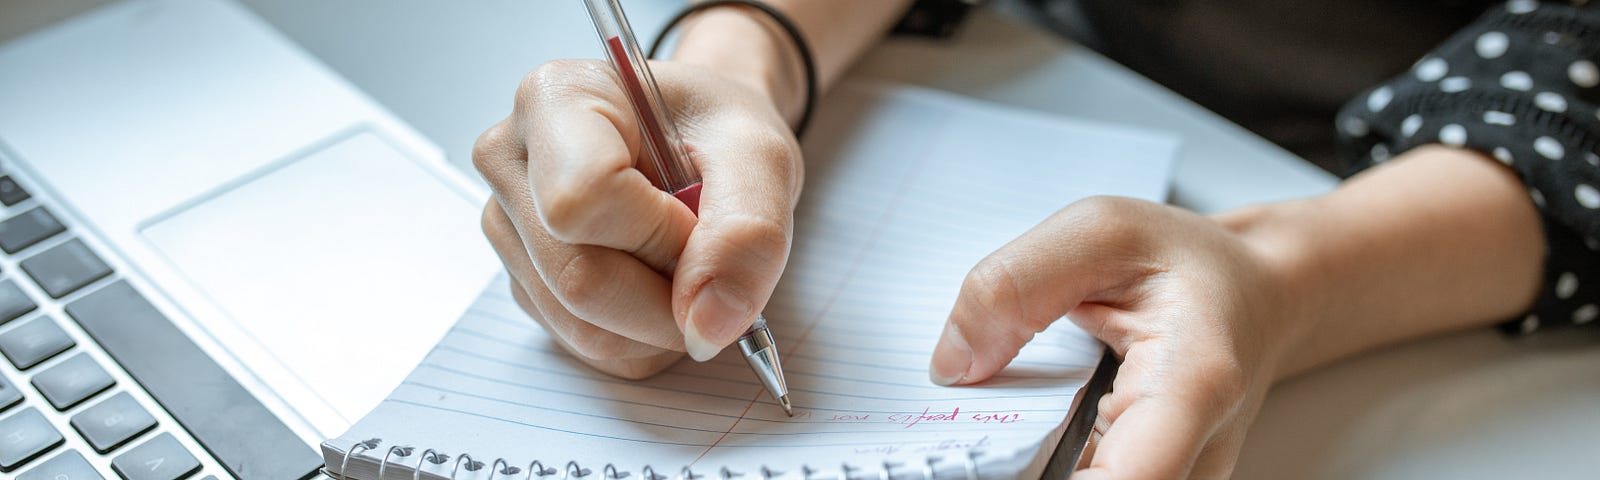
[5,1,1598,478]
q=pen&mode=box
[582,0,793,417]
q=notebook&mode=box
[320,82,1179,480]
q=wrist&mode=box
[669,7,806,122]
[1211,199,1329,381]
[1214,146,1546,381]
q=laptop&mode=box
[0,0,502,478]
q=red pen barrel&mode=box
[672,182,704,216]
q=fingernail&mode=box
[929,322,972,386]
[685,283,753,361]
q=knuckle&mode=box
[517,60,587,103]
[962,256,1025,321]
[744,130,804,196]
[480,201,511,239]
[599,352,682,380]
[632,208,681,265]
[471,120,515,175]
[713,214,792,268]
[516,60,612,116]
[1060,195,1154,252]
[607,364,663,380]
[1188,356,1251,416]
[561,323,632,360]
[536,180,602,242]
[748,128,799,164]
[1068,196,1140,231]
[550,251,617,317]
[1096,395,1118,423]
[770,147,806,200]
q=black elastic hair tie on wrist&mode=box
[647,0,818,138]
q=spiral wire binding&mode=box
[379,446,415,479]
[415,449,451,480]
[454,453,484,478]
[493,459,523,478]
[340,439,378,480]
[334,442,985,480]
[528,461,556,478]
[564,461,588,478]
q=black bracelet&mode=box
[647,0,818,138]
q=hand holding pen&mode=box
[470,1,804,393]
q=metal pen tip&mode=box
[779,395,793,417]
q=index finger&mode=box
[510,60,697,271]
[930,197,1164,385]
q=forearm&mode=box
[670,0,911,121]
[1217,146,1546,380]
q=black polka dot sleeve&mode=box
[1337,0,1600,334]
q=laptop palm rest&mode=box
[141,130,498,426]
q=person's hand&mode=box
[925,145,1547,478]
[929,196,1304,479]
[474,59,802,379]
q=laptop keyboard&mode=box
[0,175,216,479]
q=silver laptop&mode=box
[0,0,501,478]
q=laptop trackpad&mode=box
[142,131,498,425]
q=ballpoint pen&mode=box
[582,0,794,417]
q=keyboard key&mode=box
[31,353,114,410]
[21,239,113,298]
[0,208,66,254]
[18,450,103,480]
[0,376,21,411]
[0,176,29,206]
[68,281,323,479]
[71,392,157,454]
[0,281,37,327]
[111,433,200,480]
[0,316,75,369]
[0,408,64,471]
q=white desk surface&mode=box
[5,1,1598,478]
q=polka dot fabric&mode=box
[1338,1,1600,334]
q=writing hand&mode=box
[474,59,801,379]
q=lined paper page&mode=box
[324,83,1178,479]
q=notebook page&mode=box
[324,82,1178,480]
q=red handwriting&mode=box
[887,407,961,429]
[807,408,1025,428]
[911,435,991,454]
[852,436,992,456]
[852,444,902,456]
[970,412,1022,424]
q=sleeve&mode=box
[1335,0,1600,334]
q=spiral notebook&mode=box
[320,82,1179,480]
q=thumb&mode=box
[671,129,802,361]
[930,197,1160,385]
